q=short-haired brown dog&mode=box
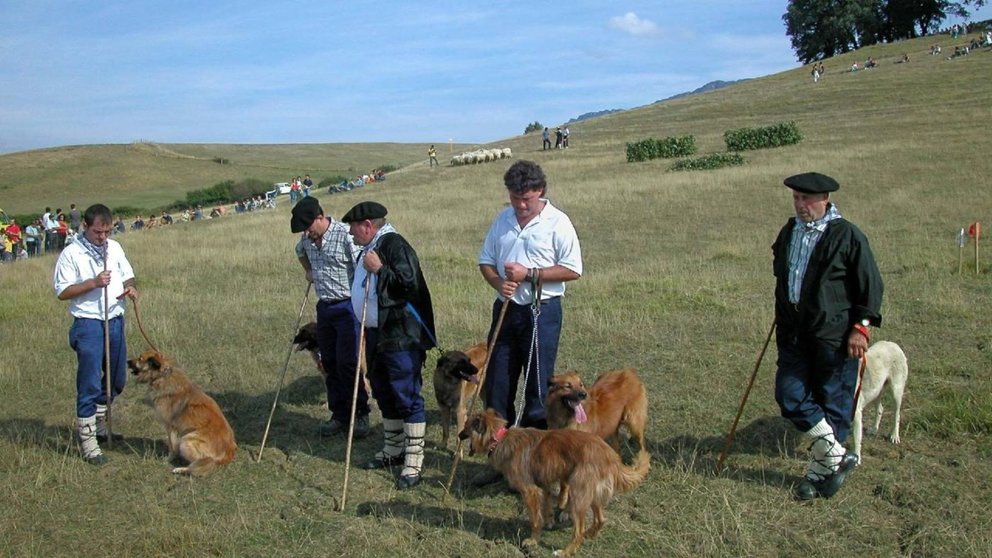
[460,409,649,557]
[128,350,237,476]
[433,342,486,449]
[545,368,648,454]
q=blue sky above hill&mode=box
[1,1,989,154]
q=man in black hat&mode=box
[343,201,436,489]
[291,197,371,439]
[772,172,884,500]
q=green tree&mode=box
[524,121,544,134]
[783,0,985,63]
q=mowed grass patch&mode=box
[2,34,992,557]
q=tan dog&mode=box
[433,342,486,449]
[292,321,323,374]
[460,409,650,557]
[128,350,237,476]
[851,340,908,463]
[546,368,648,454]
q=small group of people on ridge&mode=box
[541,126,570,150]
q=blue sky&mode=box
[1,1,989,154]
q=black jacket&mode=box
[374,232,436,353]
[772,217,883,349]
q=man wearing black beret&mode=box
[772,172,884,500]
[343,201,436,489]
[291,197,372,440]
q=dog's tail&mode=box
[615,449,650,492]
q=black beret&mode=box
[342,201,388,223]
[290,197,323,233]
[784,172,839,194]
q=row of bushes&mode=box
[724,121,803,152]
[625,135,697,162]
[670,153,746,171]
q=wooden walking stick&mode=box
[102,245,113,450]
[338,279,371,512]
[850,355,868,421]
[715,319,776,475]
[445,298,511,493]
[256,282,313,463]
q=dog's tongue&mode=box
[574,402,588,424]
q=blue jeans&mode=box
[316,299,369,422]
[69,316,127,417]
[775,338,859,442]
[484,297,563,428]
[364,328,425,423]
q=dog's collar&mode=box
[488,426,508,456]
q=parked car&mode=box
[273,182,291,195]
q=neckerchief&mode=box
[75,233,106,266]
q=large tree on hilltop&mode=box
[784,0,986,64]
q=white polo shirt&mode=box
[53,237,135,319]
[479,199,582,306]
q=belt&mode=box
[318,298,350,305]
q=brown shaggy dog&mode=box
[545,368,648,454]
[460,409,650,557]
[128,350,237,476]
[433,342,486,449]
[293,321,323,374]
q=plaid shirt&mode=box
[295,219,357,302]
[787,203,841,304]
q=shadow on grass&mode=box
[648,415,806,488]
[0,416,173,461]
[355,492,523,544]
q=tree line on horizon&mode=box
[784,0,987,63]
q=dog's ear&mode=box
[148,353,173,374]
[457,359,479,376]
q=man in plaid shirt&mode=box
[292,197,371,438]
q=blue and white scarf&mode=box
[75,233,107,267]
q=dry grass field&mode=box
[1,34,991,557]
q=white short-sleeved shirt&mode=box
[479,199,582,305]
[53,238,135,319]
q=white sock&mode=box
[401,422,426,478]
[376,418,405,460]
[95,404,111,437]
[77,416,103,459]
[805,419,846,480]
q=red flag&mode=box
[967,222,981,240]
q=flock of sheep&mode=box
[449,147,513,166]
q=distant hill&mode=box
[566,109,625,124]
[565,79,750,125]
[654,78,751,103]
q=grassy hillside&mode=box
[1,34,990,557]
[0,141,475,215]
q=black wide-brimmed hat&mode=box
[784,172,839,194]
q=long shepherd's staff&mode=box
[337,278,371,511]
[102,244,113,450]
[256,282,313,463]
[715,319,776,475]
[445,298,510,493]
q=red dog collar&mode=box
[488,426,508,455]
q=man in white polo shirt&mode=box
[479,160,582,430]
[53,203,139,465]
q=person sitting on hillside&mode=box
[850,61,860,72]
[131,216,145,231]
[930,44,942,55]
[161,212,173,225]
[865,57,876,69]
[209,207,222,218]
[193,206,203,221]
[970,37,980,50]
[146,214,158,229]
[114,216,126,234]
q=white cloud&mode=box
[609,12,659,37]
